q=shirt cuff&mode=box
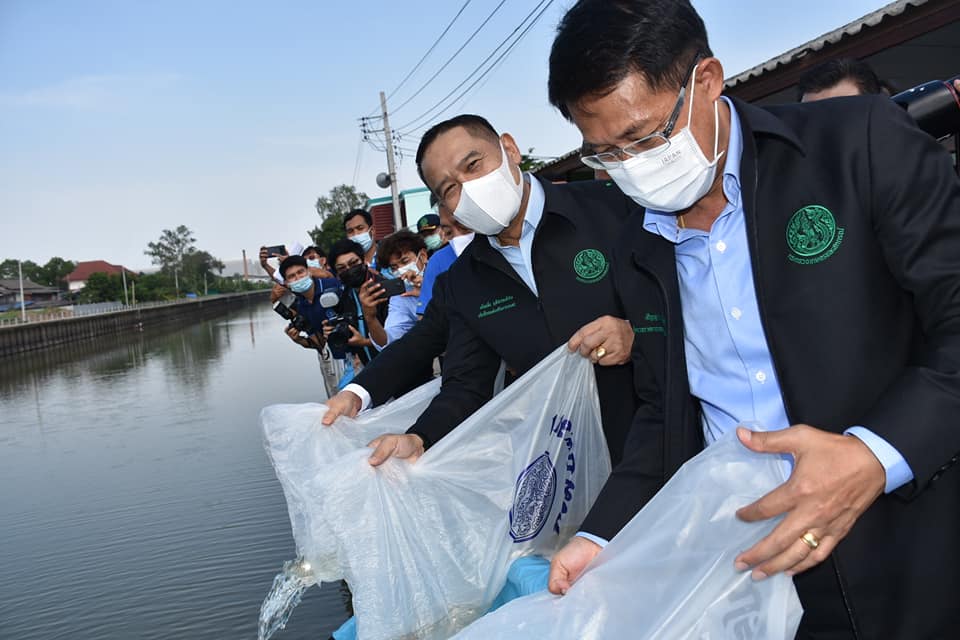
[574,532,609,548]
[845,426,914,493]
[342,383,372,411]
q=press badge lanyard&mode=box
[350,289,375,362]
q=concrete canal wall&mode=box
[0,290,269,358]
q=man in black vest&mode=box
[544,1,960,638]
[322,114,639,467]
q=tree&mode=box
[180,250,225,294]
[520,147,549,173]
[0,259,41,282]
[37,257,76,290]
[78,272,124,303]
[315,184,369,222]
[310,184,368,250]
[144,225,197,274]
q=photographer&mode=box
[326,239,389,366]
[277,255,341,351]
[363,230,429,350]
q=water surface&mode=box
[0,304,351,639]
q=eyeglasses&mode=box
[580,54,702,170]
[335,258,363,273]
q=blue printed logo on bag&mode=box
[509,451,557,542]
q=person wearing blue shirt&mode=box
[545,1,960,637]
[417,200,474,316]
[278,254,341,351]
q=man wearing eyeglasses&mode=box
[545,1,960,637]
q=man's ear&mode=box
[698,57,725,102]
[500,133,523,182]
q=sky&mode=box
[0,0,888,271]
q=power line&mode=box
[365,0,474,117]
[350,135,364,189]
[389,0,508,115]
[395,0,555,135]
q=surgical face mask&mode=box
[306,258,322,269]
[351,231,373,252]
[423,233,443,251]
[395,261,421,278]
[289,275,312,294]
[452,143,524,235]
[605,66,724,212]
[339,263,367,289]
[449,232,475,257]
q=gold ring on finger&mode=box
[800,531,820,550]
[594,346,607,360]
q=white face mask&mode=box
[394,259,422,278]
[605,66,724,213]
[452,143,524,235]
[449,232,475,257]
[351,231,373,252]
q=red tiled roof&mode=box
[65,260,134,282]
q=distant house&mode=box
[0,278,61,306]
[65,261,136,292]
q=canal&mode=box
[0,304,351,639]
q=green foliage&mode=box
[179,250,225,294]
[131,272,174,302]
[315,184,368,221]
[310,184,368,250]
[37,257,76,289]
[144,225,197,274]
[519,147,549,173]
[78,272,124,303]
[0,259,42,282]
[308,212,346,251]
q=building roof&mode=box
[725,0,928,90]
[65,260,134,282]
[0,278,59,294]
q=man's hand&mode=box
[548,535,602,595]
[308,266,334,279]
[259,246,270,268]
[367,433,425,466]
[358,279,388,315]
[321,390,362,425]
[270,283,287,303]
[284,325,311,349]
[568,315,633,365]
[734,424,886,580]
[346,325,369,347]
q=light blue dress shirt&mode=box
[643,97,912,494]
[578,98,912,551]
[488,174,543,297]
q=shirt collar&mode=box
[642,96,744,243]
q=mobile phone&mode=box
[265,244,287,257]
[378,277,407,298]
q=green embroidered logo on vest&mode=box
[573,249,609,284]
[786,205,845,265]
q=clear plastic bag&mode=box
[452,431,803,640]
[261,346,611,639]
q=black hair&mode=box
[797,58,883,100]
[279,254,308,279]
[327,238,365,269]
[429,191,439,208]
[415,114,500,185]
[548,0,711,120]
[301,245,326,258]
[343,208,372,229]
[377,230,427,268]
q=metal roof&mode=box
[725,0,929,88]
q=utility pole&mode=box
[380,91,402,233]
[121,267,129,306]
[17,260,26,322]
[174,268,180,299]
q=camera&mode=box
[892,74,960,140]
[273,292,315,335]
[325,311,358,351]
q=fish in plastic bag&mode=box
[452,430,803,640]
[261,345,612,639]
